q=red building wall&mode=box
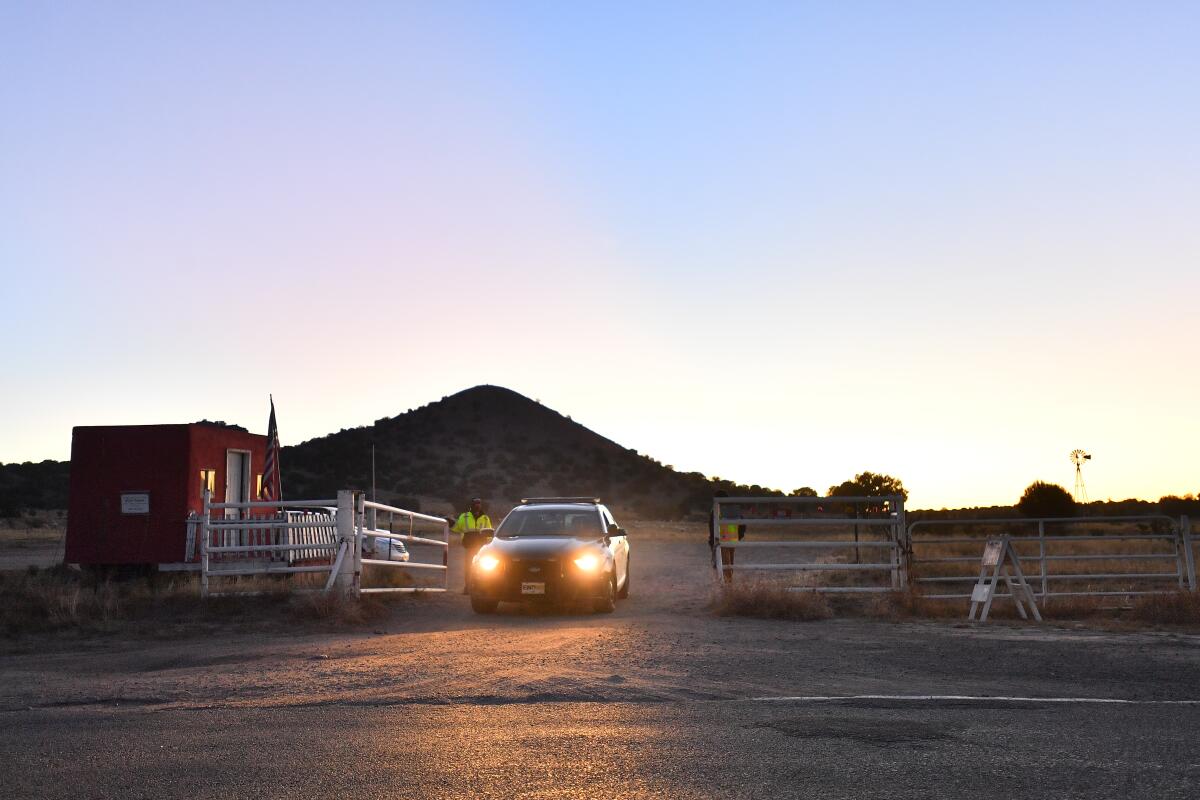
[65,424,267,566]
[185,425,269,516]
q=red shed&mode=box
[65,423,268,568]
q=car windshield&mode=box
[497,507,602,538]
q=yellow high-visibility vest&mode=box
[453,511,492,534]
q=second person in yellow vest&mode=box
[709,490,746,583]
[453,497,493,594]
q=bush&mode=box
[1017,481,1076,518]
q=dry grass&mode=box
[710,579,832,621]
[0,509,66,528]
[1036,595,1113,619]
[0,565,403,640]
[713,520,1200,626]
[859,587,959,620]
[909,523,1190,616]
[0,527,64,547]
[1127,592,1200,625]
[0,511,66,547]
[709,581,969,622]
[922,592,1200,625]
[708,574,1200,627]
[360,562,419,590]
[289,590,390,625]
[870,584,1200,626]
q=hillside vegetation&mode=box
[0,461,70,518]
[285,385,733,517]
[3,385,1197,521]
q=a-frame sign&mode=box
[968,535,1042,623]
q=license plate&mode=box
[521,582,545,595]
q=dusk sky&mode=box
[2,1,1197,508]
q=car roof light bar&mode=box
[520,497,601,505]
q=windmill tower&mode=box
[1070,450,1091,503]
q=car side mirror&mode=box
[608,524,627,537]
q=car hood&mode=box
[483,536,602,560]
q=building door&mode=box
[224,450,251,519]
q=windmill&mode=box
[1070,450,1091,503]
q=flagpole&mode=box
[272,394,280,501]
[264,394,281,503]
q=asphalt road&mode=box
[7,700,1200,799]
[4,527,1200,798]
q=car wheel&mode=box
[471,596,498,614]
[617,557,630,599]
[594,574,616,614]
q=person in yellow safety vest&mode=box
[709,490,746,583]
[452,497,493,594]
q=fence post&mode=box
[200,489,211,599]
[1181,515,1195,591]
[355,491,365,593]
[439,516,449,591]
[1037,520,1047,600]
[334,490,359,597]
[894,497,907,590]
[711,498,721,581]
[441,514,449,589]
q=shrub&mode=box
[1017,481,1076,518]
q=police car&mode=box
[468,497,630,614]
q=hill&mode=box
[8,385,1194,520]
[284,385,731,518]
[0,460,70,517]
[0,388,786,520]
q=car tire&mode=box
[471,596,498,614]
[594,574,616,614]
[617,557,630,599]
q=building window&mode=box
[200,469,216,497]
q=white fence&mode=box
[908,515,1196,601]
[712,495,906,593]
[189,508,338,565]
[199,489,448,598]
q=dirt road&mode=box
[3,527,1200,798]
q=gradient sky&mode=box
[2,1,1197,508]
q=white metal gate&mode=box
[357,499,450,595]
[908,515,1197,601]
[199,489,449,597]
[712,495,906,592]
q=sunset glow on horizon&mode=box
[2,2,1197,509]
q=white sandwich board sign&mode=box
[968,535,1042,623]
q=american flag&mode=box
[261,396,282,501]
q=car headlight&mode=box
[477,554,500,572]
[573,554,599,572]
